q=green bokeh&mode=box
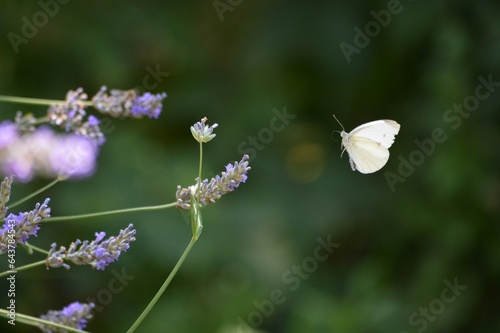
[1,0,499,332]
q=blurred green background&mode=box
[1,0,499,332]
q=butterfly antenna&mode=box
[332,114,347,157]
[332,114,345,132]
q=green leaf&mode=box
[190,195,203,240]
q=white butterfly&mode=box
[333,115,401,174]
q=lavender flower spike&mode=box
[39,301,95,333]
[0,198,51,255]
[0,176,13,219]
[46,224,136,270]
[92,86,167,119]
[190,117,218,143]
[176,154,250,209]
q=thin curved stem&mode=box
[127,140,205,332]
[126,236,197,333]
[9,177,65,209]
[26,242,49,255]
[44,202,177,223]
[0,95,92,106]
[198,141,203,187]
[0,260,45,278]
[0,95,64,105]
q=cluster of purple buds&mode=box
[46,224,136,270]
[45,88,105,145]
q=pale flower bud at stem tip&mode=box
[190,117,218,143]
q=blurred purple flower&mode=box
[0,126,99,182]
[50,133,99,178]
[0,121,18,148]
[39,301,95,332]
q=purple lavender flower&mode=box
[131,92,168,119]
[92,86,167,119]
[176,154,250,209]
[0,198,51,254]
[39,301,95,333]
[46,224,136,270]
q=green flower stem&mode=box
[0,95,63,105]
[0,260,45,278]
[44,202,177,223]
[126,236,198,333]
[24,117,51,126]
[26,242,49,255]
[0,308,90,333]
[191,140,204,240]
[0,95,92,106]
[127,124,207,332]
[198,140,203,188]
[9,177,65,209]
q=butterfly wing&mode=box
[344,136,390,174]
[349,120,400,149]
